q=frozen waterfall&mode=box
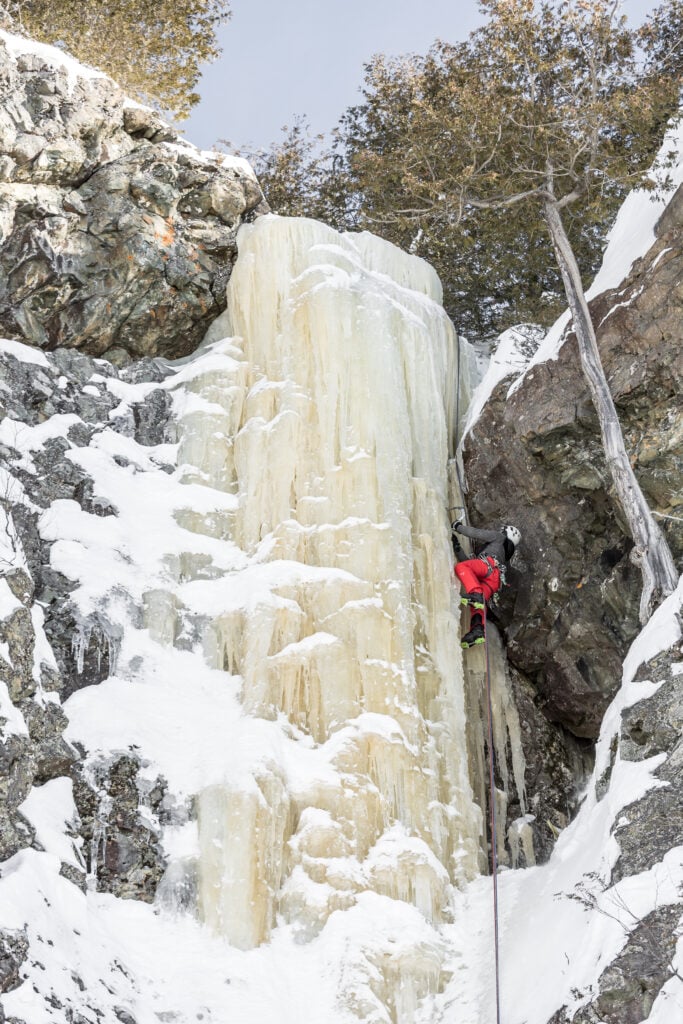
[56,214,501,1023]
[182,217,483,949]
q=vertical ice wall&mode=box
[460,619,529,868]
[173,216,483,1011]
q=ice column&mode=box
[460,613,529,869]
[174,216,482,1008]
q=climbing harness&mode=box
[479,553,507,589]
[483,603,502,1024]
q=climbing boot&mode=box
[460,591,485,610]
[461,623,486,648]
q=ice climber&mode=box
[451,521,522,648]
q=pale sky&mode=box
[183,0,661,153]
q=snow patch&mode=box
[0,28,106,91]
[0,680,28,738]
[462,325,542,440]
[20,779,82,869]
[0,336,49,367]
[0,578,21,620]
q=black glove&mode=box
[451,520,462,533]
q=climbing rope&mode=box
[483,603,502,1024]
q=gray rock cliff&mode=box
[0,34,266,364]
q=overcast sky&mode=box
[183,0,661,153]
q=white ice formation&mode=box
[184,217,483,959]
[23,214,495,1023]
[460,620,529,869]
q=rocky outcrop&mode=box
[612,649,683,884]
[0,337,173,907]
[550,634,683,1024]
[550,904,680,1024]
[0,928,28,995]
[73,755,166,902]
[463,186,683,742]
[0,33,266,363]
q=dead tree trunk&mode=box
[543,199,679,622]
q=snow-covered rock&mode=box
[422,580,683,1024]
[0,30,266,363]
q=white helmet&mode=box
[503,525,521,547]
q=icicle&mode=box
[365,825,451,924]
[508,814,537,868]
[197,768,290,949]
[71,614,121,676]
[486,625,527,816]
[87,787,112,891]
[71,625,89,676]
[460,617,529,868]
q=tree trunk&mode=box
[543,199,679,623]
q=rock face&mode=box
[549,635,683,1024]
[0,34,266,363]
[0,339,173,909]
[463,186,683,742]
[0,928,28,996]
[72,755,166,902]
[612,648,683,885]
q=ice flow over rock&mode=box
[183,216,483,946]
[35,214,487,1022]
